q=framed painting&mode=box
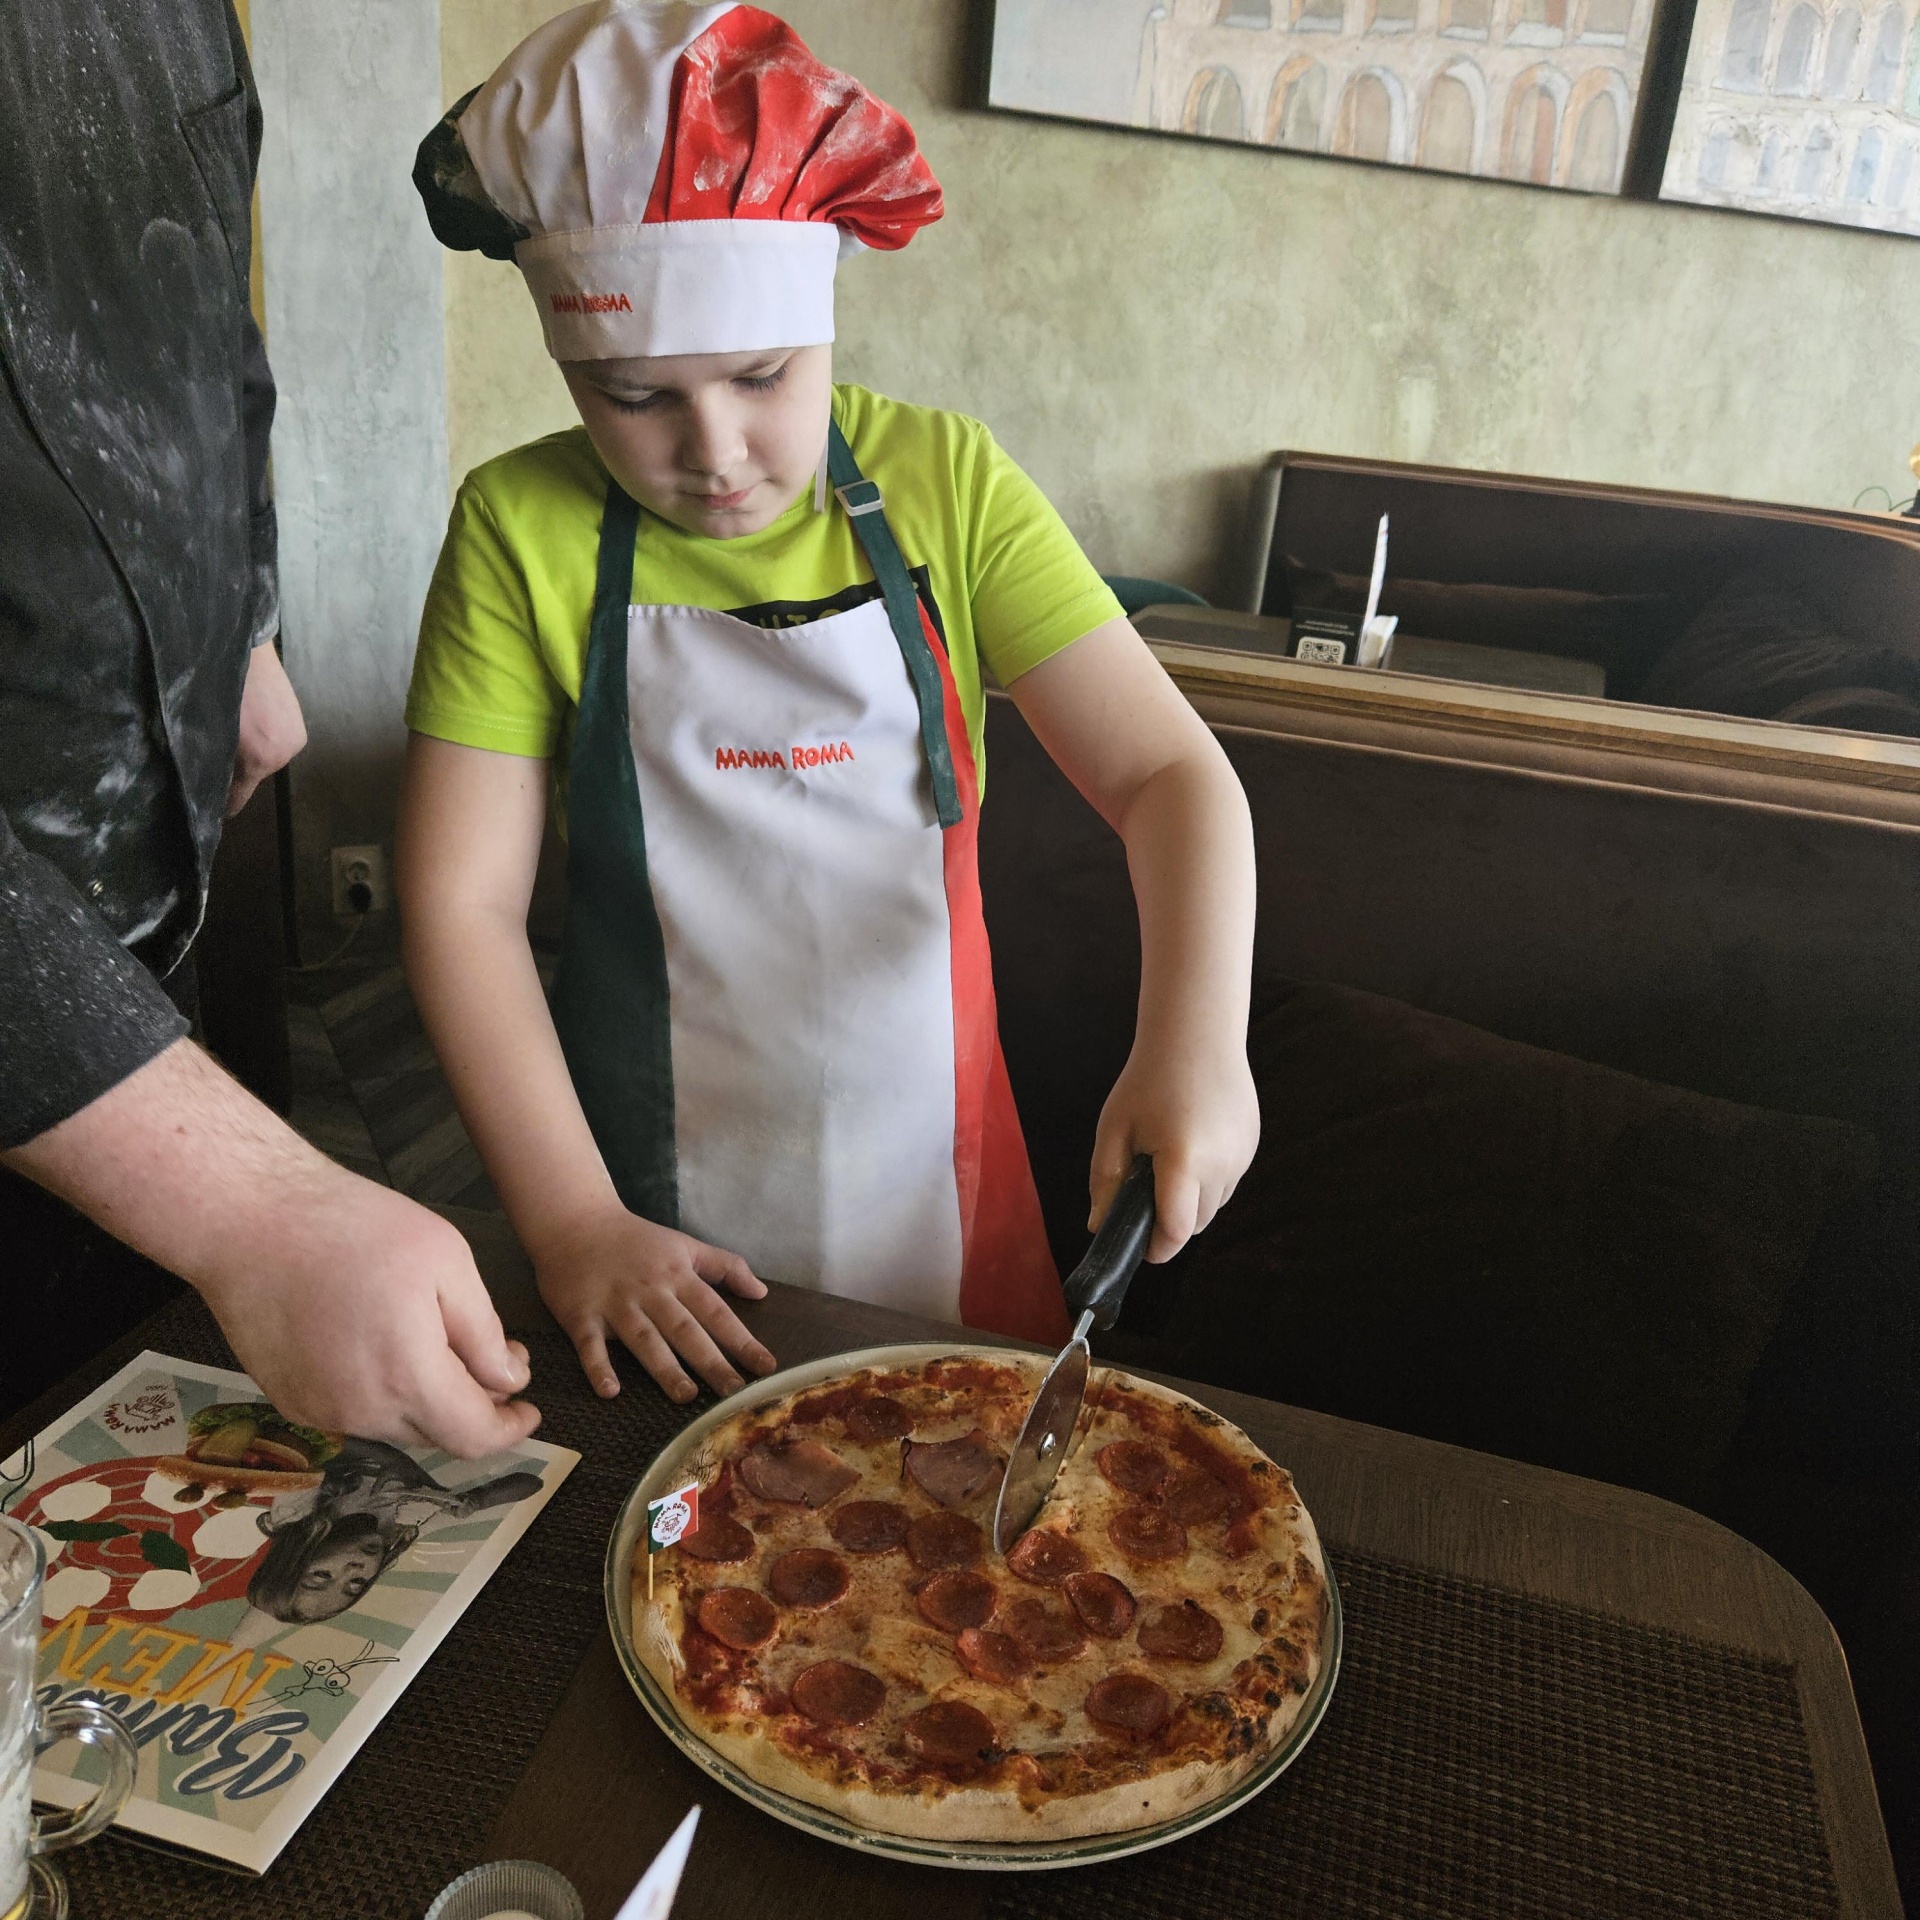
[1659,0,1920,232]
[984,0,1666,194]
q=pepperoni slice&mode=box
[954,1628,1033,1686]
[738,1438,859,1508]
[790,1660,887,1727]
[906,1510,983,1571]
[1085,1672,1171,1736]
[1108,1505,1188,1564]
[1006,1527,1090,1587]
[916,1569,998,1633]
[677,1511,755,1564]
[827,1500,911,1555]
[903,1430,1003,1510]
[902,1700,997,1771]
[1064,1570,1138,1640]
[696,1587,779,1651]
[1161,1465,1235,1526]
[1137,1598,1225,1663]
[1003,1597,1088,1665]
[767,1548,850,1610]
[1097,1440,1169,1496]
[846,1396,913,1444]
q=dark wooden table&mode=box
[443,1210,1904,1920]
[2,1208,1900,1918]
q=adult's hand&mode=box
[228,641,307,818]
[195,1179,541,1455]
[4,1037,539,1457]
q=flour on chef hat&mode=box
[415,2,942,362]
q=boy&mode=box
[399,2,1258,1406]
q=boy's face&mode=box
[563,344,833,539]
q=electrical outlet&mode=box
[330,844,389,916]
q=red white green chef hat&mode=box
[414,1,943,362]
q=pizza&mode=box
[629,1349,1329,1843]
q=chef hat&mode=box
[415,2,942,363]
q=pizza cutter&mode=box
[991,1155,1158,1555]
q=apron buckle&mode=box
[835,479,886,517]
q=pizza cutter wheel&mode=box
[991,1155,1157,1555]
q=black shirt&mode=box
[0,0,277,1146]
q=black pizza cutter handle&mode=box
[1063,1154,1158,1333]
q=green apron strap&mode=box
[547,479,681,1227]
[826,419,962,829]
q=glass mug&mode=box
[2,1514,137,1920]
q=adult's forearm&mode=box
[401,905,621,1256]
[1117,746,1257,1062]
[3,1035,332,1281]
[9,1028,541,1456]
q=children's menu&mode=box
[1,1351,576,1872]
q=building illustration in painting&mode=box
[1662,0,1920,232]
[1133,0,1651,191]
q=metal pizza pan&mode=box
[603,1340,1342,1872]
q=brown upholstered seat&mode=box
[979,684,1920,1889]
[1238,451,1920,714]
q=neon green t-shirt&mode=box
[405,384,1121,793]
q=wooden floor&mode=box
[287,950,502,1211]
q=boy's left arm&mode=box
[1005,616,1259,1263]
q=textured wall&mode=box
[441,1,577,491]
[255,0,451,949]
[440,0,1920,604]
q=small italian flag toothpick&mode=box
[645,1483,700,1600]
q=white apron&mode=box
[549,422,1066,1344]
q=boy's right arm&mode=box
[395,732,777,1402]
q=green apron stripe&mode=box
[826,420,963,829]
[547,480,681,1227]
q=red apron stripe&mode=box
[920,601,1069,1345]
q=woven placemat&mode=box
[48,1299,1843,1920]
[56,1294,700,1920]
[991,1555,1841,1920]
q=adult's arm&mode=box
[1004,615,1259,1263]
[3,788,538,1456]
[3,1025,543,1459]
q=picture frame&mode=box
[982,0,1670,196]
[1659,0,1920,233]
[983,0,1920,229]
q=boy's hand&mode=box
[1089,1040,1260,1264]
[534,1205,777,1403]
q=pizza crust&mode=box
[633,1600,1276,1843]
[628,1351,1328,1846]
[667,1707,1263,1843]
